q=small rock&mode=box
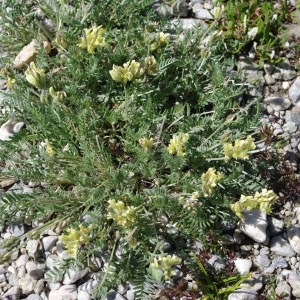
[26,295,43,300]
[275,280,291,299]
[78,291,91,300]
[287,225,300,254]
[3,286,20,300]
[62,266,88,284]
[287,272,300,297]
[234,258,252,275]
[289,77,300,106]
[239,210,268,243]
[193,5,213,19]
[264,96,291,111]
[207,255,225,271]
[15,254,29,268]
[126,289,135,300]
[255,253,271,268]
[240,273,264,291]
[48,285,77,300]
[228,288,258,300]
[26,240,42,258]
[26,261,46,280]
[171,0,189,17]
[78,279,98,294]
[13,40,38,70]
[0,119,24,141]
[264,74,276,85]
[18,273,37,294]
[42,235,58,252]
[272,257,288,269]
[270,235,296,257]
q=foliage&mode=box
[0,0,286,298]
[216,0,293,64]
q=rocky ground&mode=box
[0,0,300,299]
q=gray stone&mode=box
[270,235,296,257]
[264,74,276,85]
[42,235,58,252]
[171,0,189,17]
[240,274,264,291]
[193,5,213,20]
[264,63,275,74]
[3,286,20,300]
[239,210,268,243]
[275,281,291,300]
[207,255,225,271]
[48,285,77,300]
[26,240,42,258]
[272,257,288,269]
[45,254,63,270]
[234,258,252,275]
[12,40,37,70]
[175,18,204,31]
[62,266,88,284]
[18,273,37,294]
[264,97,291,111]
[17,266,26,278]
[287,272,300,297]
[15,254,29,268]
[228,288,258,300]
[283,121,298,134]
[285,108,300,125]
[8,222,26,237]
[126,289,135,300]
[78,279,98,294]
[78,291,91,300]
[289,77,300,106]
[0,119,25,141]
[268,217,284,236]
[26,295,43,300]
[255,253,271,268]
[26,261,46,280]
[287,225,300,254]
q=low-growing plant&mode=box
[215,0,293,64]
[0,0,284,298]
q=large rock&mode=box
[228,288,258,300]
[48,285,77,300]
[239,210,268,243]
[289,77,300,106]
[287,225,300,254]
[13,40,38,70]
[270,235,295,257]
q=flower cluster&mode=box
[110,60,143,84]
[49,86,67,101]
[139,137,154,152]
[107,199,137,228]
[179,191,199,210]
[231,189,277,219]
[143,55,157,75]
[149,254,181,280]
[201,168,224,197]
[24,62,46,89]
[43,139,55,157]
[78,25,106,54]
[167,133,189,156]
[150,32,170,52]
[60,224,93,258]
[224,136,256,161]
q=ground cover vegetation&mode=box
[0,0,297,298]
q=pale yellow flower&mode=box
[201,168,224,197]
[150,32,170,51]
[44,139,55,157]
[78,25,106,54]
[224,136,256,161]
[24,62,46,89]
[107,199,137,228]
[49,86,67,101]
[143,56,157,75]
[109,60,144,84]
[149,254,181,280]
[231,189,277,219]
[167,133,189,156]
[5,77,16,89]
[60,224,93,258]
[139,137,154,152]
